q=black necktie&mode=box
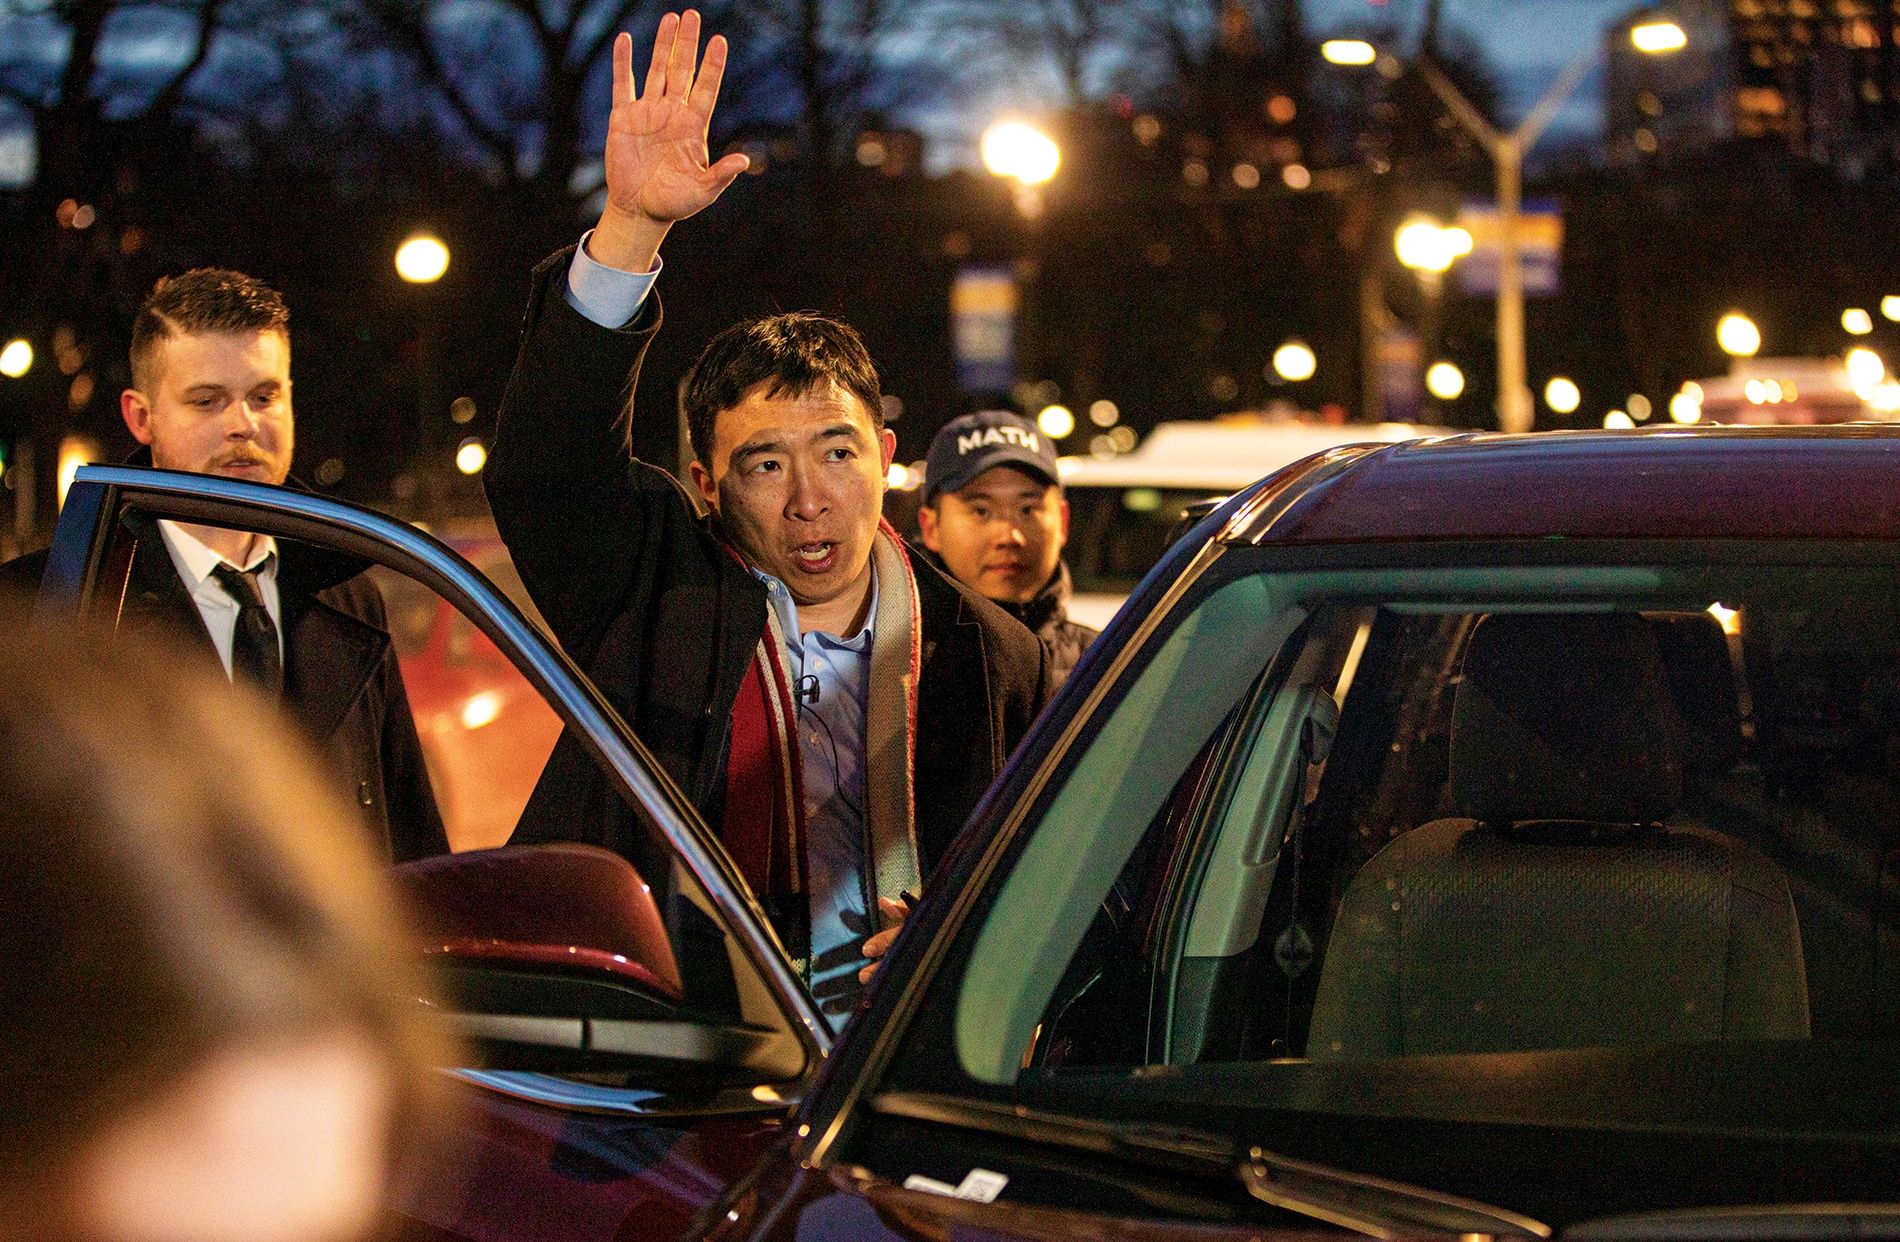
[211,560,283,697]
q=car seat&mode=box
[1306,613,1810,1059]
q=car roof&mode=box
[1239,425,1900,544]
[1057,419,1453,491]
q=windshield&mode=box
[932,545,1900,1227]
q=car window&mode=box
[1064,485,1215,596]
[54,484,818,1107]
[951,552,1900,1093]
[372,548,562,854]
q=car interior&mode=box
[1023,565,1900,1073]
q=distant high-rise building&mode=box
[1604,0,1900,173]
[1728,0,1896,169]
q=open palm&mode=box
[605,11,748,227]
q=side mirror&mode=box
[397,844,799,1085]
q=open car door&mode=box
[37,465,830,1242]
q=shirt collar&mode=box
[750,563,879,647]
[158,520,277,584]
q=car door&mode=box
[37,465,830,1242]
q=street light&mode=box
[1320,39,1377,66]
[1717,313,1761,357]
[1272,340,1318,382]
[0,339,31,378]
[1630,20,1688,53]
[1426,361,1465,400]
[981,122,1060,185]
[1843,308,1874,335]
[1544,376,1581,414]
[1349,26,1686,431]
[1037,404,1075,438]
[455,438,487,475]
[1394,217,1472,274]
[395,235,450,283]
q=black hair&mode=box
[680,312,882,469]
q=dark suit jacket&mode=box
[486,247,1051,890]
[0,512,448,864]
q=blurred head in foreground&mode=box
[0,621,443,1242]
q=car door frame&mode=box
[39,464,833,1080]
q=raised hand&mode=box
[589,10,749,273]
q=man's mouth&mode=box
[792,541,839,573]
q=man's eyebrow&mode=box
[730,437,788,467]
[814,422,868,443]
[179,383,228,398]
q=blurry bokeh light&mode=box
[1630,21,1688,53]
[1717,313,1760,357]
[396,235,450,283]
[1846,347,1885,393]
[981,122,1060,185]
[1544,377,1581,414]
[0,339,31,378]
[1321,40,1378,65]
[1037,404,1075,438]
[1272,340,1317,381]
[1425,361,1465,400]
[1843,308,1874,335]
[454,438,487,474]
[1603,410,1635,429]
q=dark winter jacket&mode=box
[931,556,1099,687]
[484,247,1052,895]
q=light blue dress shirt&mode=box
[752,568,877,1018]
[565,231,660,327]
[564,239,878,1017]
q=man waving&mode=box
[486,12,1049,1018]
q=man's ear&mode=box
[878,427,897,473]
[121,389,155,446]
[1057,495,1071,545]
[688,459,719,514]
[917,502,941,553]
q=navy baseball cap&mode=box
[924,410,1061,503]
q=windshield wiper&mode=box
[871,1092,1551,1239]
[1242,1146,1552,1240]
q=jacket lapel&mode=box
[280,579,387,742]
[120,528,222,667]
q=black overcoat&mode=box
[0,505,448,864]
[486,247,1050,890]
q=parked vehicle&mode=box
[1058,417,1449,629]
[37,427,1900,1241]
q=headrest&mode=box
[1648,613,1745,775]
[1452,613,1685,826]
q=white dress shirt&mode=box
[565,230,661,328]
[156,520,284,679]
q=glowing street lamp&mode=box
[981,122,1060,185]
[1630,20,1688,53]
[1426,361,1465,400]
[1037,404,1075,438]
[1717,313,1761,357]
[1320,39,1377,66]
[0,339,31,378]
[395,235,450,283]
[1843,308,1874,335]
[1272,340,1317,382]
[455,438,487,475]
[1544,376,1581,414]
[1394,217,1472,274]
